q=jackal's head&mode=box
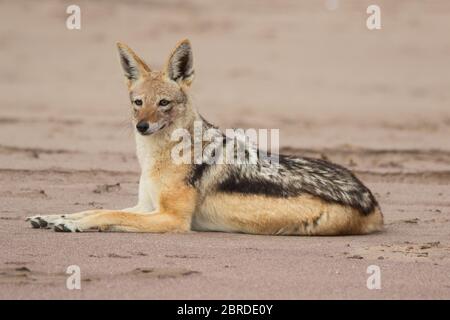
[117,39,195,136]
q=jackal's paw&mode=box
[26,215,50,229]
[53,220,80,233]
[26,215,64,229]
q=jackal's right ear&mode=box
[116,42,151,84]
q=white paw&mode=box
[26,215,65,229]
[53,220,81,233]
[26,215,51,229]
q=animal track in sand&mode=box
[0,265,200,285]
[0,266,66,285]
[93,183,121,194]
[131,268,200,279]
[0,216,22,220]
[348,242,450,262]
[0,117,82,126]
[0,189,47,199]
[165,254,201,259]
[89,252,149,259]
[0,145,76,159]
[388,217,450,226]
[4,261,33,265]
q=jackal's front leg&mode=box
[26,210,97,229]
[28,173,196,233]
[46,184,196,233]
[26,174,155,229]
[51,211,190,233]
[26,209,146,229]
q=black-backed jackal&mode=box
[26,39,383,235]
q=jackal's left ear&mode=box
[116,42,151,84]
[164,39,194,86]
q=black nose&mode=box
[136,121,149,133]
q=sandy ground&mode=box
[0,0,450,299]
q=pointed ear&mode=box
[164,39,194,86]
[116,42,151,84]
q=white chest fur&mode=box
[134,133,163,211]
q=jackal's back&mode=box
[188,130,382,235]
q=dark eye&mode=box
[158,99,170,107]
[134,99,143,106]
